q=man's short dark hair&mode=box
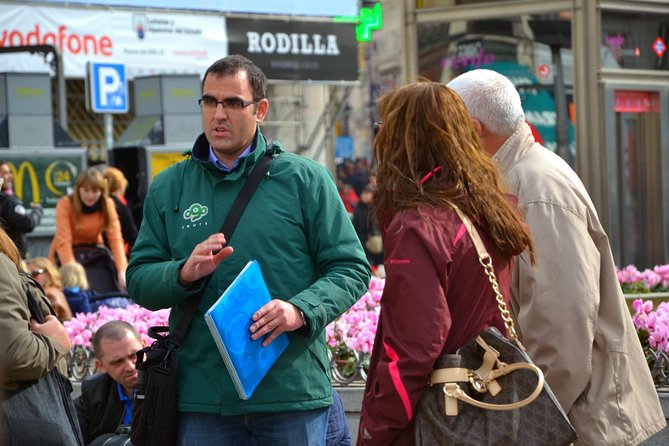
[92,320,141,359]
[202,54,267,101]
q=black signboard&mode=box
[227,18,359,82]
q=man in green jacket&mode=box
[127,55,371,445]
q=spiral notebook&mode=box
[204,260,290,400]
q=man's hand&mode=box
[178,233,234,286]
[30,315,71,352]
[250,300,305,347]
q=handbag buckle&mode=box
[467,371,487,393]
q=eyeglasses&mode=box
[373,121,383,136]
[198,95,261,111]
[30,268,45,277]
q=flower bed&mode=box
[61,278,385,383]
[63,265,669,384]
[64,304,171,349]
[64,304,170,380]
[326,276,383,354]
[617,264,669,294]
[326,276,383,383]
[632,298,669,385]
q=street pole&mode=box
[551,44,572,166]
[104,113,113,161]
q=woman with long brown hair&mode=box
[49,167,127,290]
[0,226,83,444]
[358,81,535,445]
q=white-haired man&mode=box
[448,69,665,445]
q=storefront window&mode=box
[418,14,575,165]
[602,11,669,70]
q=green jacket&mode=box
[127,130,371,415]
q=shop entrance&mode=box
[604,86,669,268]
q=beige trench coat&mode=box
[493,124,665,445]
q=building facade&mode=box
[373,0,669,268]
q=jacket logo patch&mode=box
[183,203,208,223]
[389,258,411,264]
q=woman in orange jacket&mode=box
[49,168,127,291]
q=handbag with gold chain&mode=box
[413,204,577,446]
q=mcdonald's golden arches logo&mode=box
[9,162,41,204]
[9,160,78,204]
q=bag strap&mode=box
[435,361,544,415]
[21,272,47,324]
[170,152,276,346]
[450,204,519,343]
[26,288,46,324]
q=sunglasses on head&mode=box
[30,268,45,277]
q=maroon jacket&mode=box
[358,205,513,445]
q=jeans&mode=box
[177,408,328,446]
[326,390,352,446]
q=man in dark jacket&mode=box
[0,160,42,258]
[74,321,143,445]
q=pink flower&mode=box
[326,278,382,357]
[644,300,654,313]
[64,304,170,349]
[616,265,642,284]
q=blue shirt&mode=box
[208,144,253,172]
[116,382,133,425]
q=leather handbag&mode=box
[2,284,84,446]
[131,152,275,446]
[414,205,578,446]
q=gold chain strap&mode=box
[478,255,518,342]
[449,202,520,343]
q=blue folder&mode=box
[204,260,290,400]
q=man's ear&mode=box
[471,118,484,137]
[256,98,269,123]
[95,358,105,373]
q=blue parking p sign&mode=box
[88,62,128,113]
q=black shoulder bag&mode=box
[131,153,275,446]
[2,278,84,446]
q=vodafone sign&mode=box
[0,5,226,78]
[1,24,113,57]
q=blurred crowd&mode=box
[335,158,384,275]
[0,161,135,323]
[2,156,384,318]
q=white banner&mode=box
[0,5,227,78]
[36,0,359,17]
